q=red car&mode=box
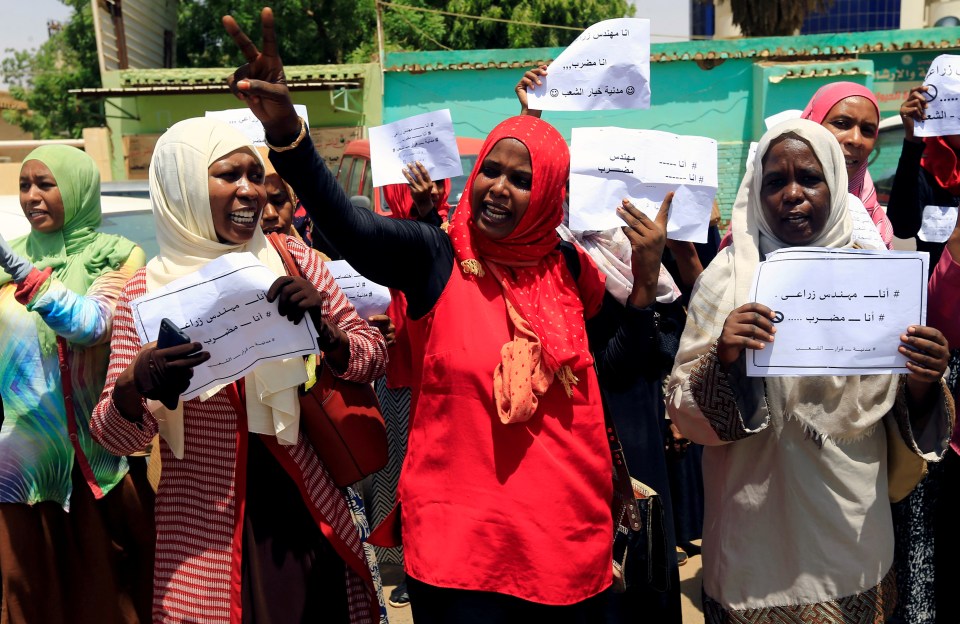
[335,137,485,217]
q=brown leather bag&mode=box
[266,232,388,486]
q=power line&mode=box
[377,1,726,40]
[378,1,583,32]
[389,6,454,50]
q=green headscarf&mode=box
[2,145,138,353]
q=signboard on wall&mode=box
[871,52,940,115]
[310,127,364,171]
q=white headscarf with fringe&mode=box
[672,118,897,443]
[145,117,306,458]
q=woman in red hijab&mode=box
[223,10,672,620]
[384,162,451,223]
[801,82,894,248]
[887,83,960,272]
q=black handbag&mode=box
[601,384,671,593]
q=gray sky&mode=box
[0,0,74,90]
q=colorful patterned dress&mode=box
[0,247,145,507]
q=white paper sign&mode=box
[919,205,958,243]
[325,260,391,319]
[527,18,651,112]
[746,248,928,377]
[205,105,310,147]
[848,195,887,249]
[368,109,462,188]
[913,54,960,138]
[130,253,319,400]
[569,127,717,242]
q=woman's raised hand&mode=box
[267,275,347,349]
[516,65,547,117]
[901,325,949,401]
[618,193,670,308]
[717,303,777,366]
[402,162,436,216]
[223,7,301,144]
[900,85,929,143]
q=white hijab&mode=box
[672,119,899,442]
[146,118,306,458]
[557,199,680,305]
[557,225,681,305]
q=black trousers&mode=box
[407,575,607,624]
[934,448,960,624]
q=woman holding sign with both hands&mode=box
[90,117,388,623]
[222,8,679,622]
[667,118,953,622]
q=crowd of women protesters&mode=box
[0,7,959,624]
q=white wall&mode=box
[628,0,693,42]
[927,0,960,26]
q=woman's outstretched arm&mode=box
[222,8,452,318]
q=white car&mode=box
[1,182,157,258]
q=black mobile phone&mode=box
[157,318,192,349]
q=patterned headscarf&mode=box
[448,116,604,424]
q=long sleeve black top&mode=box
[270,134,663,379]
[885,139,959,271]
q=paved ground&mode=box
[381,547,705,623]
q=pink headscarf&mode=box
[802,82,894,248]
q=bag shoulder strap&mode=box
[596,363,643,532]
[266,232,303,279]
[558,240,582,281]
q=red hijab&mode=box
[922,137,960,195]
[449,116,604,424]
[383,178,451,222]
[802,82,894,248]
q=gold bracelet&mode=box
[265,116,307,152]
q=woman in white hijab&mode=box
[667,119,954,622]
[90,118,388,624]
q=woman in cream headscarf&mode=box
[667,119,954,622]
[90,118,388,624]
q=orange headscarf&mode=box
[448,116,604,424]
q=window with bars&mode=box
[801,0,902,33]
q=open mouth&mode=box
[783,212,810,226]
[26,209,49,220]
[229,209,257,226]
[480,201,511,224]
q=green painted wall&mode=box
[102,64,381,181]
[383,28,960,219]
